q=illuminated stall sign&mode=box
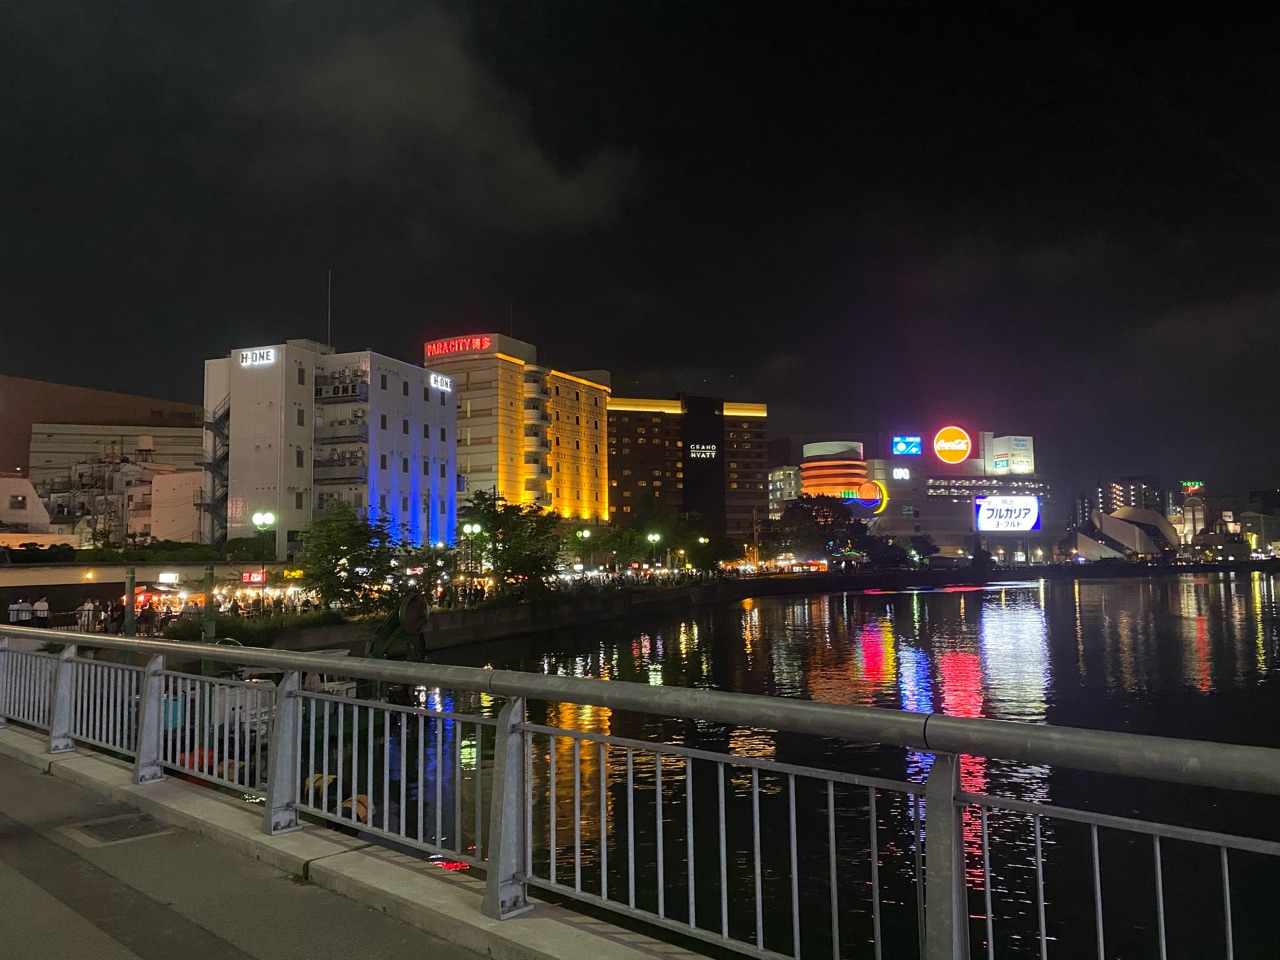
[974,495,1041,532]
[891,436,923,456]
[841,480,888,515]
[429,373,453,392]
[241,571,268,584]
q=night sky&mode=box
[4,3,1279,500]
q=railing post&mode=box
[0,637,9,728]
[132,654,167,784]
[925,752,970,960]
[482,696,533,919]
[261,671,302,835]
[48,644,78,754]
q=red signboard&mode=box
[425,335,493,359]
[241,571,267,584]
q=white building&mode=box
[1,475,51,533]
[203,340,458,560]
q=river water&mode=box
[440,573,1280,958]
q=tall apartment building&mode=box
[422,334,609,522]
[203,340,457,560]
[1097,475,1163,515]
[607,396,768,545]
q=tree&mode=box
[224,534,275,562]
[295,501,400,612]
[461,490,562,599]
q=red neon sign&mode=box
[425,335,493,359]
[241,571,267,584]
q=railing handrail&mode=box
[5,624,1280,797]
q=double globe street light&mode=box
[462,522,483,591]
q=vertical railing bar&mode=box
[434,712,443,847]
[550,734,558,884]
[1091,824,1104,960]
[687,756,696,930]
[524,729,533,879]
[221,682,230,781]
[657,751,666,919]
[453,711,462,854]
[827,780,839,960]
[789,772,800,960]
[398,712,407,840]
[982,805,995,960]
[627,747,636,910]
[382,709,391,834]
[365,705,374,828]
[719,763,729,939]
[753,767,763,951]
[1221,847,1234,960]
[868,787,882,960]
[574,738,582,892]
[1035,813,1047,960]
[306,694,317,809]
[180,678,189,772]
[475,721,484,861]
[321,700,331,815]
[600,742,608,902]
[336,701,345,819]
[1154,835,1167,960]
[913,792,925,960]
[416,713,425,843]
[234,686,244,787]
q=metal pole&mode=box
[124,566,136,639]
[481,696,533,919]
[262,670,303,834]
[924,753,969,960]
[0,637,8,728]
[132,654,166,784]
[203,563,216,642]
[48,644,77,754]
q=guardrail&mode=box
[2,625,1278,960]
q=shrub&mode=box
[162,609,344,647]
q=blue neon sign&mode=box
[891,436,923,456]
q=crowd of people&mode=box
[6,597,50,626]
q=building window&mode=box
[380,414,387,430]
[423,424,430,439]
[575,415,580,425]
[439,499,446,515]
[593,419,599,429]
[297,368,306,386]
[380,454,387,470]
[440,427,446,442]
[402,457,409,473]
[441,392,446,406]
[296,449,304,468]
[380,374,387,390]
[424,461,430,476]
[555,436,560,446]
[593,443,599,453]
[402,419,409,434]
[380,494,387,510]
[424,387,430,402]
[295,492,304,509]
[575,391,580,401]
[402,381,409,396]
[9,495,26,509]
[297,408,305,426]
[402,496,409,511]
[555,385,560,396]
[440,463,446,479]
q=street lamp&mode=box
[646,532,661,565]
[462,523,483,596]
[251,511,275,609]
[575,528,591,572]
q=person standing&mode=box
[78,598,96,632]
[33,596,50,627]
[16,597,34,625]
[7,597,19,625]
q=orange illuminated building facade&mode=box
[423,334,609,522]
[798,441,870,498]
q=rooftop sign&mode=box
[239,348,276,367]
[933,426,971,464]
[425,336,492,359]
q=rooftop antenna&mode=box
[327,270,332,347]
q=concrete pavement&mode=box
[0,750,487,960]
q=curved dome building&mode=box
[799,441,868,498]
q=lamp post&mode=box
[462,523,483,599]
[646,532,661,567]
[252,511,275,613]
[575,528,591,572]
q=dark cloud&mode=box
[225,9,636,235]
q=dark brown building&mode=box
[0,374,202,477]
[607,396,767,547]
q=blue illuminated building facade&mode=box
[203,339,458,561]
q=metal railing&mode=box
[2,625,1279,960]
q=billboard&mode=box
[891,435,922,456]
[991,435,1035,475]
[974,495,1041,532]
